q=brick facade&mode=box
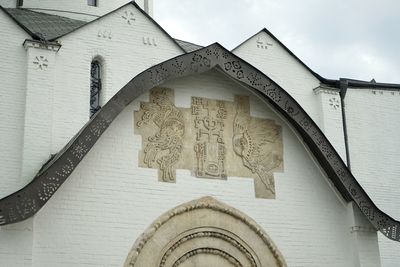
[0,2,398,266]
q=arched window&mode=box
[90,61,101,117]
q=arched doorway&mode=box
[124,197,286,267]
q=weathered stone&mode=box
[124,197,287,267]
[134,88,283,198]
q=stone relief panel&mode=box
[134,88,283,198]
[233,96,283,197]
[192,97,227,179]
[135,88,186,182]
[124,197,287,267]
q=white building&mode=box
[0,1,399,266]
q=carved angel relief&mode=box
[135,88,283,198]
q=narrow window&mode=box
[17,0,23,7]
[90,61,101,117]
[87,0,97,7]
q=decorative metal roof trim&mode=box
[0,43,398,242]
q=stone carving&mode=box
[135,88,185,182]
[192,97,227,179]
[135,89,283,198]
[97,29,112,39]
[143,36,157,46]
[159,231,257,267]
[256,36,273,50]
[329,97,340,110]
[172,248,242,267]
[33,56,48,70]
[121,10,136,25]
[233,96,283,196]
[124,197,287,267]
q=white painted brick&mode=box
[12,0,152,21]
[0,10,29,196]
[233,31,323,128]
[50,4,182,154]
[345,88,400,267]
[0,0,17,8]
[0,3,394,266]
[32,70,359,267]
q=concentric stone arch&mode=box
[124,197,287,267]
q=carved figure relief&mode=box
[124,197,287,267]
[135,88,185,182]
[135,88,283,198]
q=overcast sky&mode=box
[154,0,400,84]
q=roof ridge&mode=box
[5,7,86,23]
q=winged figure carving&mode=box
[232,97,282,194]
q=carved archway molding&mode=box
[0,43,398,242]
[124,196,287,267]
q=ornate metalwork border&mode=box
[0,44,398,242]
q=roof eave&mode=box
[0,5,40,40]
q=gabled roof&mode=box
[174,39,203,53]
[233,28,400,91]
[4,8,86,41]
[232,28,326,82]
[0,43,399,244]
[0,2,185,53]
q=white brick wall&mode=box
[314,87,347,162]
[50,4,182,154]
[0,0,17,8]
[0,9,29,198]
[0,12,38,267]
[30,70,368,267]
[0,5,181,267]
[0,220,33,267]
[233,31,323,128]
[14,0,148,21]
[20,43,58,184]
[345,88,400,267]
[0,3,394,266]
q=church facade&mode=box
[0,1,399,266]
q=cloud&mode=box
[154,0,400,83]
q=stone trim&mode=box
[350,226,377,234]
[124,197,287,267]
[159,230,258,267]
[23,39,61,52]
[313,85,340,95]
[172,248,242,267]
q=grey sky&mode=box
[154,0,400,83]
